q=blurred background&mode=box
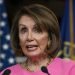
[0,0,75,71]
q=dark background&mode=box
[5,0,65,28]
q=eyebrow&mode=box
[19,24,26,27]
[19,24,37,27]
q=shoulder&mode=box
[55,57,75,67]
[0,64,22,75]
[54,57,74,63]
[56,57,75,75]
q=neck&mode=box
[26,55,50,67]
[28,55,49,66]
[22,54,51,72]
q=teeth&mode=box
[27,46,33,48]
[26,45,38,48]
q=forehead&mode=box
[18,15,36,27]
[18,15,48,32]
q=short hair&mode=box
[11,4,61,58]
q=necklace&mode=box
[22,58,52,72]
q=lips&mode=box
[26,45,38,51]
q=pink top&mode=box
[0,58,75,75]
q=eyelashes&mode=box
[21,28,27,32]
[33,26,43,33]
[19,26,43,34]
[19,27,27,33]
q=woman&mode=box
[0,4,75,75]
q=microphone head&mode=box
[2,69,11,75]
[41,66,48,74]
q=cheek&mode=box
[37,35,49,49]
[19,34,27,46]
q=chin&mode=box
[26,53,41,57]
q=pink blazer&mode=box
[0,58,75,75]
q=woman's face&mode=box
[19,15,49,57]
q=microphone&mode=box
[41,66,50,75]
[2,69,11,75]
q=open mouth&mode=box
[26,45,38,51]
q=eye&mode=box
[19,27,27,33]
[33,25,42,33]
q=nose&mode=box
[27,31,33,41]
